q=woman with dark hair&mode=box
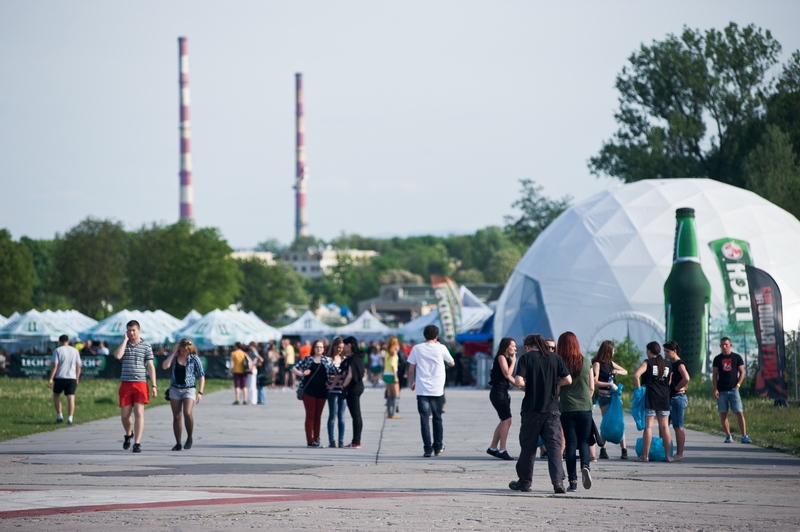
[592,340,629,459]
[293,339,339,447]
[557,331,595,492]
[340,336,366,449]
[664,340,690,461]
[633,341,673,462]
[162,338,205,451]
[325,337,346,448]
[486,337,517,461]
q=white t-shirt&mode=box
[407,341,454,396]
[52,345,82,379]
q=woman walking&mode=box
[162,338,205,451]
[246,342,264,405]
[664,341,690,461]
[592,340,629,459]
[557,331,595,492]
[486,337,517,461]
[293,339,339,447]
[341,336,366,449]
[383,337,402,419]
[633,342,673,462]
[325,337,347,448]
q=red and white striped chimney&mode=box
[294,72,308,238]
[178,36,193,221]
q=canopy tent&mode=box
[279,310,336,341]
[397,285,493,343]
[41,309,97,339]
[0,309,64,351]
[81,310,178,345]
[150,310,184,333]
[335,310,393,343]
[174,309,281,350]
[0,314,7,327]
[181,309,202,326]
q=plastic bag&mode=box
[631,386,646,431]
[600,383,625,444]
[635,436,674,461]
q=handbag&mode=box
[242,354,251,373]
[588,418,605,447]
[296,362,322,400]
[164,386,171,401]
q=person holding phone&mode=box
[162,338,205,451]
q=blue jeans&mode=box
[257,386,266,404]
[716,390,743,413]
[327,391,346,443]
[560,410,592,482]
[670,394,688,428]
[416,395,445,454]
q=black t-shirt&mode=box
[713,352,744,392]
[490,353,510,394]
[641,358,672,411]
[516,349,569,414]
[302,362,329,399]
[669,359,688,397]
[341,355,365,395]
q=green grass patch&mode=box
[0,378,231,442]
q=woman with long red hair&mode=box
[558,331,595,492]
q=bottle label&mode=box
[708,238,754,327]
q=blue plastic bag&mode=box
[635,436,674,461]
[600,383,625,444]
[631,386,646,431]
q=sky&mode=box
[2,1,799,250]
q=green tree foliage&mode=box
[255,238,286,254]
[589,23,799,189]
[0,230,35,315]
[19,237,69,310]
[452,268,485,284]
[127,220,240,316]
[504,179,571,247]
[307,253,383,311]
[742,124,800,217]
[484,247,522,283]
[288,235,325,252]
[53,218,128,319]
[379,269,424,285]
[237,258,308,321]
[586,337,643,391]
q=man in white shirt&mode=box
[407,325,455,458]
[48,335,82,425]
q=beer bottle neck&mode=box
[673,217,700,263]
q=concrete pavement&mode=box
[1,386,799,530]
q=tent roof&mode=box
[175,309,281,350]
[335,311,393,341]
[0,309,63,341]
[81,310,178,344]
[396,306,493,343]
[279,310,336,339]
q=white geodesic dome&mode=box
[494,178,800,357]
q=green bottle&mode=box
[664,208,711,377]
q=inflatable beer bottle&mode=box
[664,208,711,377]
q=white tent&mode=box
[174,309,281,350]
[279,310,336,341]
[0,309,63,350]
[335,311,393,342]
[0,314,7,327]
[41,309,97,339]
[81,310,177,345]
[494,178,800,363]
[396,306,494,343]
[181,309,202,326]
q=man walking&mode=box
[48,335,82,425]
[113,320,157,453]
[713,337,751,444]
[407,325,455,458]
[509,334,571,494]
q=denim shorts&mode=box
[670,394,688,428]
[596,394,612,408]
[717,389,743,413]
[645,408,670,418]
[168,386,197,401]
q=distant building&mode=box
[281,247,379,279]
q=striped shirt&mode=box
[119,341,154,382]
[169,354,205,389]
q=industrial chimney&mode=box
[178,36,193,221]
[294,72,308,238]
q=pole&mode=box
[294,72,308,238]
[178,36,193,221]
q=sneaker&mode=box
[567,481,578,492]
[508,480,531,492]
[344,443,362,449]
[54,417,63,424]
[553,484,566,494]
[232,400,240,405]
[723,434,733,443]
[423,451,433,458]
[599,448,609,459]
[338,441,344,448]
[581,467,592,489]
[435,446,445,456]
[329,441,336,449]
[540,450,548,459]
[308,441,321,447]
[741,435,752,444]
[486,448,500,458]
[184,438,192,450]
[620,448,628,460]
[590,454,598,462]
[171,443,182,451]
[67,419,74,426]
[123,434,133,450]
[132,443,141,453]
[496,450,514,461]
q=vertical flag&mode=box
[431,275,462,343]
[708,238,754,328]
[745,265,787,401]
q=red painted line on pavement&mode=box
[0,490,438,519]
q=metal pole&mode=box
[794,331,798,401]
[294,72,308,238]
[178,36,193,221]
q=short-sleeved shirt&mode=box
[516,349,569,414]
[283,344,296,365]
[295,356,339,399]
[169,354,205,389]
[641,357,672,411]
[52,345,81,379]
[383,352,399,375]
[119,341,154,382]
[407,341,454,397]
[230,349,248,374]
[341,355,365,395]
[560,357,592,412]
[713,351,745,391]
[669,359,689,397]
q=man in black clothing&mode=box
[509,334,571,494]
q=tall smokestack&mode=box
[294,72,308,238]
[178,36,193,221]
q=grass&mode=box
[0,378,231,442]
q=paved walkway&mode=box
[1,386,799,530]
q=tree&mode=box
[53,218,128,318]
[127,220,240,316]
[380,269,424,285]
[504,179,571,247]
[237,258,308,321]
[19,237,69,309]
[589,23,795,188]
[742,124,800,218]
[288,235,325,252]
[452,268,485,284]
[255,238,286,254]
[0,230,35,315]
[484,247,522,284]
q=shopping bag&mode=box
[631,386,646,431]
[600,383,625,444]
[635,436,674,461]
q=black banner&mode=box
[745,265,787,401]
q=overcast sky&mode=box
[2,1,799,249]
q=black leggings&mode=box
[346,390,363,445]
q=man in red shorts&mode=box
[113,320,157,453]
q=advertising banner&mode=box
[745,265,787,401]
[430,275,462,343]
[708,238,754,329]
